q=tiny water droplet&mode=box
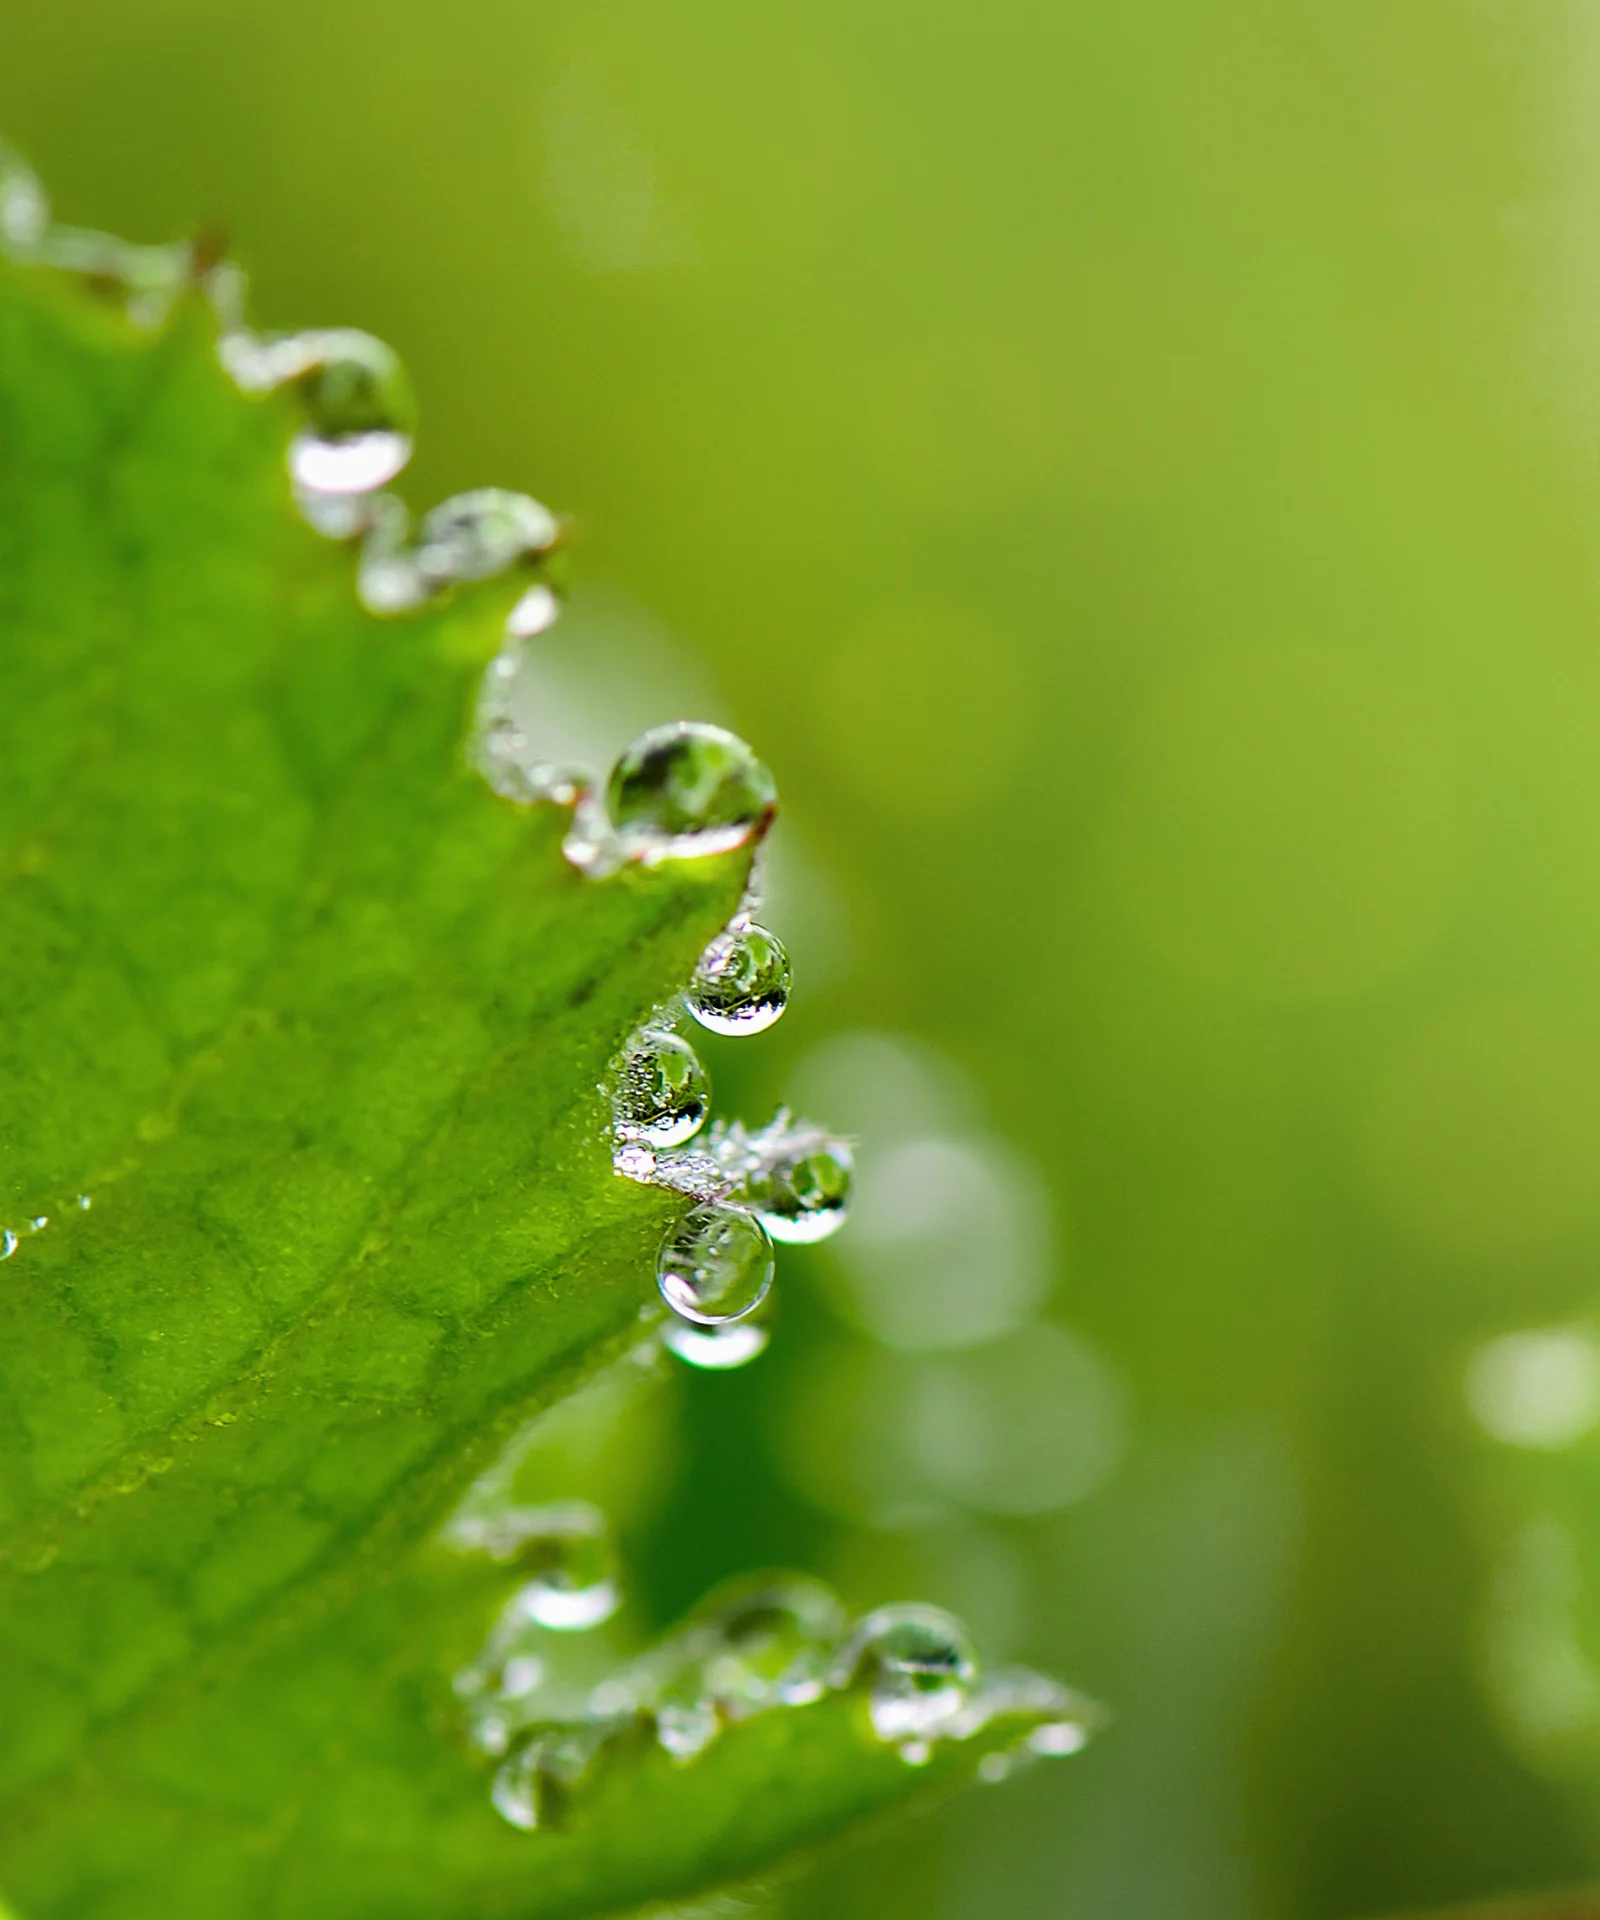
[899,1739,933,1766]
[507,583,561,637]
[491,1741,545,1830]
[657,1205,774,1327]
[417,489,558,585]
[662,1315,770,1370]
[614,1029,710,1150]
[27,1217,47,1233]
[1028,1716,1091,1756]
[75,1194,91,1210]
[747,1132,853,1246]
[287,330,415,494]
[0,1231,16,1259]
[977,1750,1014,1783]
[607,722,777,864]
[654,1695,721,1762]
[687,923,791,1037]
[694,1575,847,1713]
[0,146,49,253]
[357,495,429,614]
[503,1506,619,1632]
[836,1603,978,1745]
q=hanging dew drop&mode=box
[417,488,558,586]
[286,329,416,495]
[662,1315,770,1370]
[498,1505,619,1632]
[687,923,791,1036]
[835,1603,978,1745]
[656,1205,774,1326]
[613,1029,710,1149]
[607,723,777,864]
[746,1131,853,1246]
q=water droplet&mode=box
[687,923,791,1037]
[287,330,415,494]
[0,146,49,254]
[607,722,777,864]
[293,481,380,541]
[27,1217,47,1233]
[1029,1718,1090,1756]
[357,495,429,614]
[447,1499,620,1631]
[613,1029,710,1150]
[507,583,561,637]
[662,1315,770,1370]
[835,1603,978,1744]
[75,1194,91,1210]
[510,1511,620,1632]
[656,1205,774,1326]
[0,1231,16,1259]
[417,489,558,585]
[491,1739,547,1829]
[746,1129,853,1245]
[654,1692,721,1762]
[692,1576,847,1714]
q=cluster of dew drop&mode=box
[1,139,1106,1824]
[445,1497,1102,1832]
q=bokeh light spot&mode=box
[1368,1001,1600,1260]
[816,602,1033,821]
[1107,643,1463,999]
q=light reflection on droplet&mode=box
[834,1602,978,1745]
[508,583,562,637]
[687,923,790,1037]
[662,1316,770,1370]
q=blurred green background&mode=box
[11,1,1600,1913]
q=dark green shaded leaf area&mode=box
[0,259,1038,1920]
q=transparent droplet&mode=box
[417,489,558,586]
[662,1315,770,1370]
[694,1576,847,1714]
[507,583,561,637]
[746,1132,853,1246]
[357,495,429,614]
[448,1499,620,1632]
[293,481,378,541]
[0,1230,15,1259]
[75,1194,91,1210]
[687,923,791,1037]
[613,1029,710,1149]
[657,1205,774,1327]
[835,1603,978,1744]
[27,1217,46,1233]
[287,329,415,495]
[508,1507,620,1632]
[0,146,49,254]
[654,1691,721,1762]
[607,722,777,864]
[491,1738,554,1830]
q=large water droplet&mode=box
[613,1029,710,1150]
[662,1314,770,1370]
[746,1130,853,1245]
[285,330,415,494]
[417,489,558,586]
[836,1603,978,1744]
[608,723,777,864]
[657,1205,774,1326]
[687,922,791,1036]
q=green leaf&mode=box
[0,228,1077,1920]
